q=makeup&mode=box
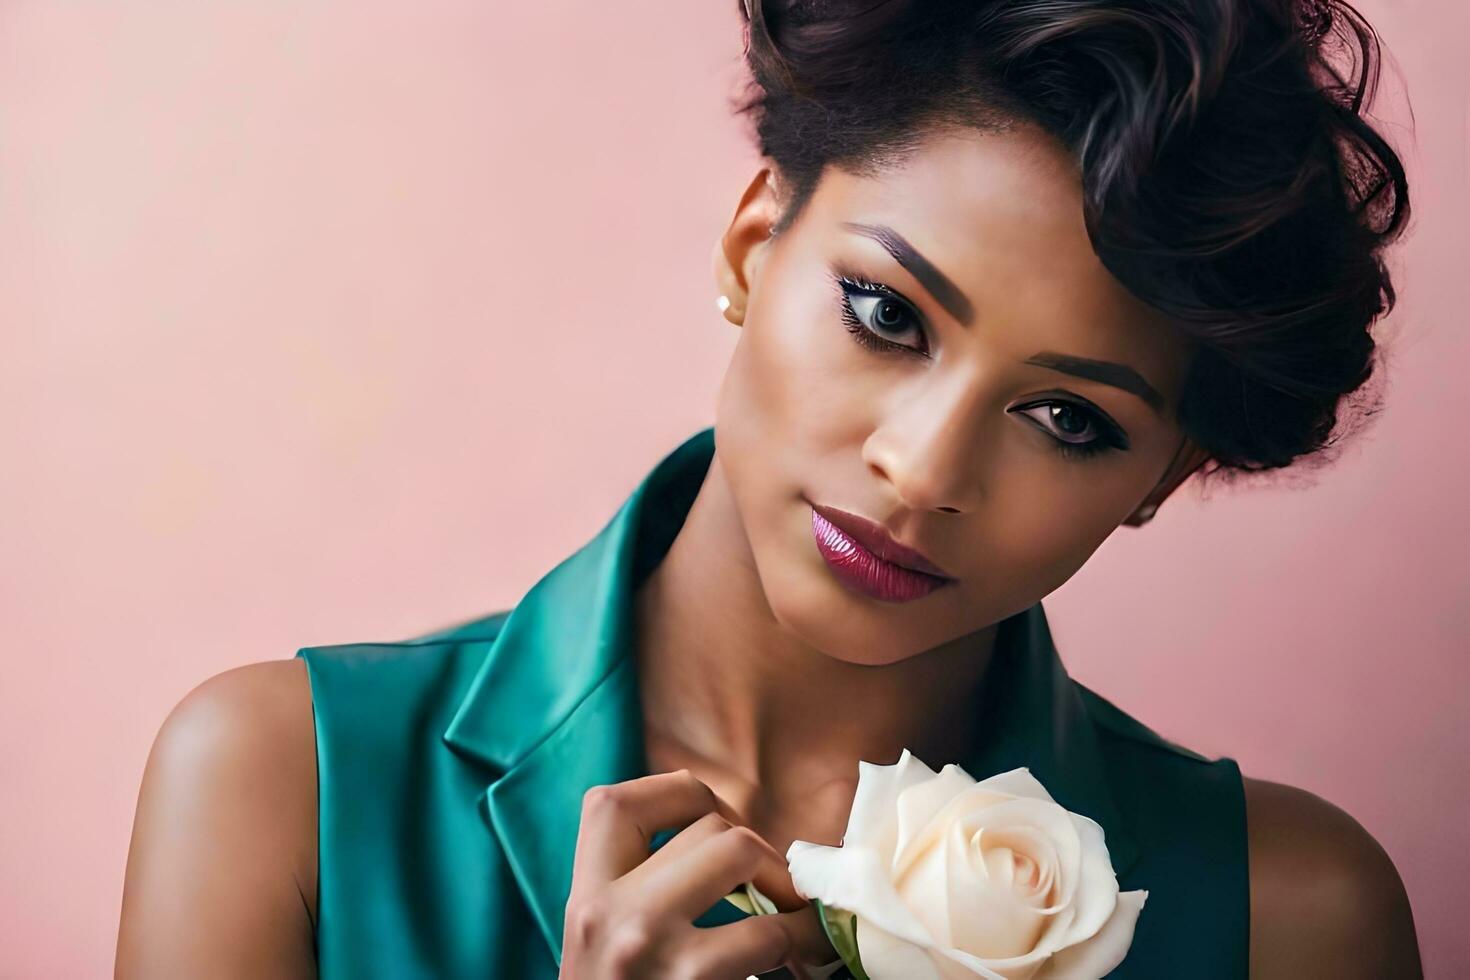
[809,503,954,603]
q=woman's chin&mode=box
[763,578,935,668]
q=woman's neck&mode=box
[632,448,1000,844]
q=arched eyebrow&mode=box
[841,221,975,326]
[1025,352,1166,416]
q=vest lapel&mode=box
[440,428,712,964]
[441,425,1141,970]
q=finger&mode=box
[569,769,719,888]
[632,811,808,914]
[677,905,836,980]
[634,822,799,921]
[640,809,735,865]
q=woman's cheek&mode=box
[736,300,817,426]
[997,461,1132,553]
[744,293,876,467]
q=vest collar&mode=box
[442,426,1140,966]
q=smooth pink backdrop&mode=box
[1,1,1464,975]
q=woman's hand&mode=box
[559,769,834,980]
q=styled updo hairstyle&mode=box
[734,0,1410,488]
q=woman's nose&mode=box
[861,382,988,515]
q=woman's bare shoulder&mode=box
[117,659,317,979]
[1241,774,1421,979]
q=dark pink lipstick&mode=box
[809,501,954,603]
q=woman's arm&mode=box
[116,660,318,979]
[1245,776,1421,978]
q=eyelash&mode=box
[1010,399,1130,460]
[832,269,931,357]
[829,269,1129,463]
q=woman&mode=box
[117,0,1422,977]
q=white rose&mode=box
[786,748,1148,980]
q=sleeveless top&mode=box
[296,426,1250,979]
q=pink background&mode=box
[1,1,1464,975]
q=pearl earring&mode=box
[715,295,731,314]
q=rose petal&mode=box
[943,820,1051,959]
[931,938,1053,979]
[858,915,955,980]
[1051,812,1121,949]
[892,786,1020,883]
[846,749,941,863]
[958,822,1076,963]
[971,767,1059,804]
[930,796,1081,917]
[930,946,1015,980]
[1036,889,1148,980]
[786,839,940,952]
[891,811,958,946]
[893,762,977,863]
[972,825,1054,899]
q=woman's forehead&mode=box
[808,128,1104,291]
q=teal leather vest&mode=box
[297,426,1249,978]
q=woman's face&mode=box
[712,123,1210,667]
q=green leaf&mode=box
[813,899,871,980]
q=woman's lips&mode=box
[809,502,953,577]
[809,503,954,603]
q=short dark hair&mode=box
[734,0,1410,488]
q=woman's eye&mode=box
[834,276,929,356]
[1010,400,1130,461]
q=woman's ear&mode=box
[711,167,783,327]
[1122,436,1214,527]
